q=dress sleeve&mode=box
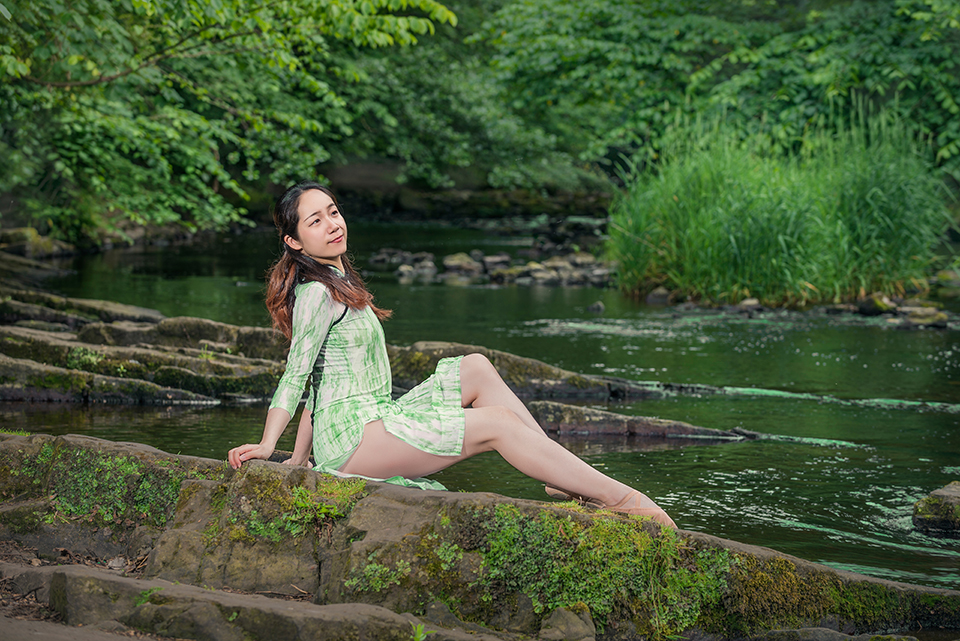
[269,281,344,417]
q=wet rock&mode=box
[646,286,671,305]
[369,248,436,274]
[913,481,960,538]
[539,605,596,641]
[900,310,949,329]
[0,285,164,324]
[587,301,605,314]
[78,317,286,360]
[0,324,282,400]
[858,293,896,316]
[0,227,76,258]
[935,269,960,288]
[442,252,483,275]
[0,250,69,288]
[568,252,597,267]
[0,297,91,328]
[528,400,752,439]
[481,253,511,272]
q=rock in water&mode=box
[913,481,960,538]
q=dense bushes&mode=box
[608,114,952,305]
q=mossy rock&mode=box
[145,459,367,596]
[0,324,282,400]
[0,298,94,328]
[858,293,896,316]
[387,341,609,399]
[0,284,163,322]
[0,433,226,560]
[0,352,215,404]
[913,481,960,538]
[78,318,287,360]
[528,399,751,439]
[2,434,960,638]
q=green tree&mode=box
[0,0,455,242]
[697,1,960,180]
[473,0,777,166]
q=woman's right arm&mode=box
[228,282,341,469]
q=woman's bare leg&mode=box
[459,353,546,436]
[338,407,674,526]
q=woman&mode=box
[227,181,676,528]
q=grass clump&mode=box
[474,504,731,636]
[609,110,952,306]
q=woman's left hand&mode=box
[282,454,311,468]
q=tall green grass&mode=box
[608,113,952,306]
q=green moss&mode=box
[211,468,366,546]
[411,526,468,610]
[345,550,412,592]
[564,375,594,390]
[27,372,88,393]
[719,556,835,636]
[44,446,185,529]
[0,428,30,436]
[470,504,731,636]
[914,496,960,523]
[0,505,47,533]
[390,350,436,385]
[65,347,104,371]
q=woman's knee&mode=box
[461,353,500,385]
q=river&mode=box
[6,221,957,591]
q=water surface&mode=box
[25,222,960,591]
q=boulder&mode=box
[0,250,69,288]
[913,481,960,538]
[441,252,483,275]
[2,433,960,640]
[858,293,896,316]
[646,286,671,305]
[2,562,499,641]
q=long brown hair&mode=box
[265,181,391,339]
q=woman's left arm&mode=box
[282,408,314,467]
[228,282,340,468]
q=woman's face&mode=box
[284,189,347,267]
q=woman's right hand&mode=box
[228,443,274,469]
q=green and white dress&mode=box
[269,275,465,489]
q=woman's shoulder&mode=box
[295,279,329,295]
[293,280,331,308]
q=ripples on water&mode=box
[24,224,960,591]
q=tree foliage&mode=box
[0,0,456,241]
[2,0,958,243]
[477,0,960,180]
